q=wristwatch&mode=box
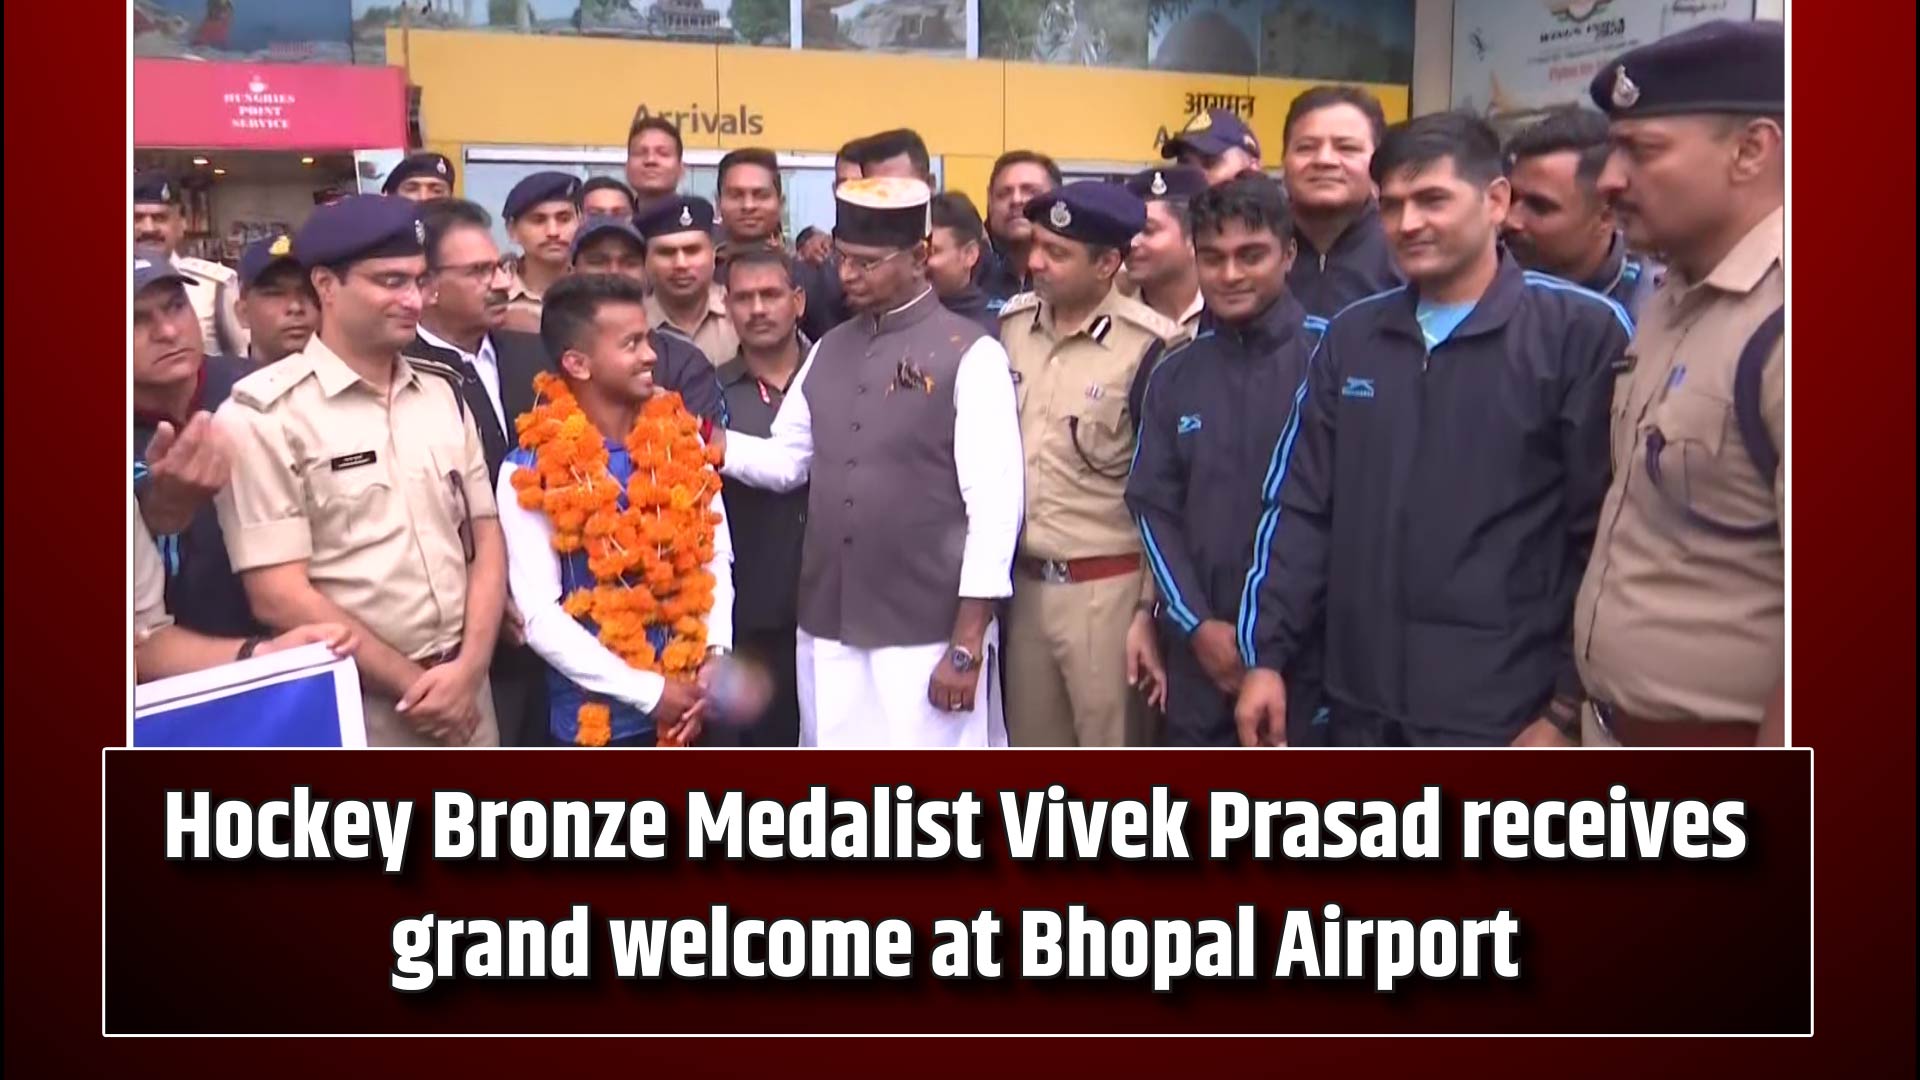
[947,645,979,673]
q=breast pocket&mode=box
[1643,388,1772,534]
[1067,393,1133,478]
[308,450,399,551]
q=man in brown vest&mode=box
[716,178,1024,747]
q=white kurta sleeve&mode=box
[497,461,665,714]
[719,340,818,493]
[705,488,735,652]
[951,336,1024,600]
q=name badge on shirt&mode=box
[330,450,378,471]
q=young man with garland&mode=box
[497,273,739,747]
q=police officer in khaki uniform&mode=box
[1575,20,1787,747]
[134,170,248,357]
[214,195,508,747]
[1123,165,1210,346]
[499,171,582,335]
[638,195,738,367]
[1001,182,1182,746]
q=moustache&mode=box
[484,290,509,306]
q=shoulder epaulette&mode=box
[997,292,1041,320]
[227,355,312,410]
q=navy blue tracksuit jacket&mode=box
[1238,254,1631,745]
[1126,293,1325,745]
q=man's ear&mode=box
[1484,175,1513,229]
[558,347,592,382]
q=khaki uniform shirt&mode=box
[212,336,497,663]
[133,496,173,640]
[174,254,249,356]
[1001,287,1180,572]
[501,257,553,336]
[646,285,737,368]
[1574,206,1785,725]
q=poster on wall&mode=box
[350,1,785,64]
[800,0,973,57]
[134,0,354,63]
[1452,0,1755,129]
[981,0,1150,68]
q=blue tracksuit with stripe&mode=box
[1238,253,1630,745]
[1126,293,1325,745]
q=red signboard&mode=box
[133,59,406,151]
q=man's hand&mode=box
[1234,668,1288,748]
[653,676,707,745]
[1510,716,1577,748]
[928,648,983,716]
[141,412,231,535]
[256,622,359,659]
[1126,608,1167,711]
[1190,619,1245,696]
[502,600,527,647]
[396,659,483,743]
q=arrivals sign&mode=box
[133,59,407,150]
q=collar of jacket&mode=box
[1200,290,1308,350]
[1377,248,1527,344]
[1295,200,1383,259]
[863,286,940,336]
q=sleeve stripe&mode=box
[1236,371,1312,665]
[1138,518,1201,633]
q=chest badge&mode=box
[1177,414,1202,434]
[1341,377,1376,399]
[330,450,378,471]
[1084,383,1105,400]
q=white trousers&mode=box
[796,625,1007,748]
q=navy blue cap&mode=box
[382,152,455,195]
[292,194,424,269]
[132,247,190,293]
[634,195,716,240]
[237,232,302,289]
[1590,19,1784,119]
[570,215,646,263]
[1124,165,1210,202]
[1162,108,1262,161]
[1024,181,1146,248]
[503,171,582,221]
[134,170,180,205]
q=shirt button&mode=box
[842,536,852,546]
[857,385,867,395]
[846,459,856,469]
[851,422,861,432]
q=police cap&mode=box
[571,215,647,263]
[134,170,180,206]
[503,171,582,222]
[292,194,425,269]
[1590,20,1785,119]
[238,232,303,289]
[1162,108,1262,161]
[132,246,190,294]
[382,152,456,195]
[1124,165,1209,202]
[1024,181,1146,248]
[634,195,716,241]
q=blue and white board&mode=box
[133,643,366,748]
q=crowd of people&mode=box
[129,19,1785,750]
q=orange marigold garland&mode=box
[512,372,724,746]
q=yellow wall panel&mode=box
[715,47,1004,156]
[391,29,719,148]
[1003,62,1250,166]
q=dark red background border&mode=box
[6,3,1913,1072]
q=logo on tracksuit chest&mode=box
[1177,413,1203,434]
[1341,377,1376,399]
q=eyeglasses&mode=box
[447,470,475,564]
[835,246,910,276]
[437,257,514,284]
[356,270,433,293]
